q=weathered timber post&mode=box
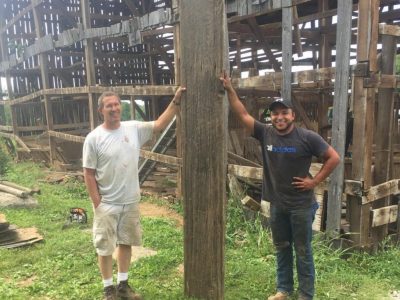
[326,0,352,236]
[180,1,228,299]
[33,4,55,163]
[372,28,397,245]
[349,0,379,248]
[317,0,333,140]
[81,0,98,130]
[281,1,292,102]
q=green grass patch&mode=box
[0,161,399,299]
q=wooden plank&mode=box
[364,180,400,204]
[139,150,181,166]
[379,23,400,36]
[180,0,227,298]
[48,131,85,143]
[227,164,263,181]
[371,205,398,227]
[241,195,261,211]
[326,0,352,236]
[228,151,261,168]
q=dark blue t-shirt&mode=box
[253,121,329,209]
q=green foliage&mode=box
[121,101,131,121]
[0,161,400,299]
[0,141,10,176]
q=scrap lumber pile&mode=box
[0,214,43,248]
[0,180,40,208]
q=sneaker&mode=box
[267,291,290,300]
[103,285,116,300]
[116,280,142,300]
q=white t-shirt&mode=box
[82,121,154,204]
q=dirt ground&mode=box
[139,202,183,227]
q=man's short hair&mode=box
[98,91,121,109]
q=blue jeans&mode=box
[269,203,318,300]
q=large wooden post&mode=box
[349,0,380,248]
[281,1,293,102]
[81,0,98,130]
[180,1,228,299]
[317,0,332,140]
[33,4,55,163]
[372,30,397,244]
[326,0,352,235]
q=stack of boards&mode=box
[0,214,43,249]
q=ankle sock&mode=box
[103,278,113,288]
[117,272,128,284]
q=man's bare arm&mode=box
[83,167,101,208]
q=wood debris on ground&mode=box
[0,180,40,208]
[0,214,43,249]
[42,170,84,184]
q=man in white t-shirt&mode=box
[83,87,185,300]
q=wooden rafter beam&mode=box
[246,18,281,71]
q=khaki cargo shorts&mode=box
[93,202,142,256]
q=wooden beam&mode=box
[48,130,85,143]
[371,205,398,227]
[241,195,261,211]
[378,23,400,36]
[8,86,177,106]
[365,180,400,204]
[326,0,352,236]
[246,18,281,71]
[349,0,380,248]
[281,4,293,101]
[139,150,181,166]
[0,132,30,152]
[81,0,98,130]
[180,0,228,298]
[373,31,397,242]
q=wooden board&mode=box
[371,205,398,227]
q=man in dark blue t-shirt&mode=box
[221,73,340,300]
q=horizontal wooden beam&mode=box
[365,180,400,204]
[344,179,400,204]
[139,150,182,166]
[364,74,400,89]
[0,125,13,132]
[0,8,173,72]
[371,205,398,227]
[48,130,85,143]
[379,23,400,36]
[0,85,177,106]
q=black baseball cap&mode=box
[269,98,293,111]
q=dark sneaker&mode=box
[103,285,116,300]
[116,280,142,300]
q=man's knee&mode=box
[274,240,291,250]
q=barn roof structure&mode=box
[0,0,399,253]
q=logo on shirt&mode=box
[266,144,297,153]
[124,136,129,143]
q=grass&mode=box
[0,161,400,299]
